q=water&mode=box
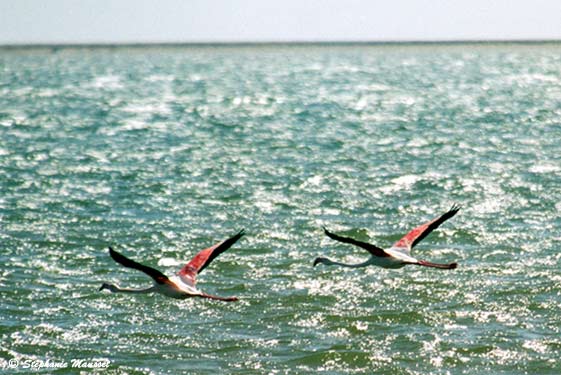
[1,43,560,374]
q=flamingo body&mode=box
[374,247,418,268]
[100,229,244,302]
[314,205,460,270]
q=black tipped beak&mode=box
[313,258,321,267]
[99,283,106,291]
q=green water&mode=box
[1,44,560,374]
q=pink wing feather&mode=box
[393,205,460,250]
[178,230,245,286]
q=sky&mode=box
[1,0,560,45]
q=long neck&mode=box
[319,257,372,268]
[103,283,157,294]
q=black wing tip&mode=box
[447,204,462,217]
[107,246,134,267]
[323,227,341,241]
[231,229,245,242]
[450,203,462,212]
[108,246,121,259]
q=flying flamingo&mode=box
[314,205,460,270]
[99,229,244,301]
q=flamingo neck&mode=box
[315,257,372,268]
[100,283,157,294]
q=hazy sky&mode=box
[1,0,560,44]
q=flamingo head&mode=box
[99,282,117,292]
[313,257,333,267]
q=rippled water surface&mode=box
[1,44,561,374]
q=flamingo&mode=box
[99,229,244,301]
[314,205,460,270]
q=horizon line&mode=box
[1,38,561,49]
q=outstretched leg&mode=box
[415,260,457,269]
[198,293,238,302]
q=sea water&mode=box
[1,43,560,374]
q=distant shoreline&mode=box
[1,39,561,50]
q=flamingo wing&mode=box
[323,227,388,257]
[177,229,245,286]
[393,204,461,251]
[108,247,169,285]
